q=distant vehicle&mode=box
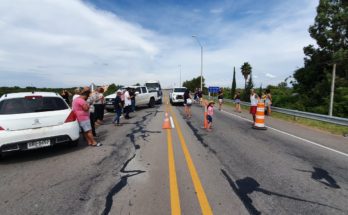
[145,80,162,104]
[104,86,159,112]
[169,87,187,105]
[0,92,80,158]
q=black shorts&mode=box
[207,115,212,123]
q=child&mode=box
[207,101,214,131]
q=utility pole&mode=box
[179,64,182,87]
[329,63,336,116]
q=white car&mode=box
[0,92,80,157]
[170,87,187,105]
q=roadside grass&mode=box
[206,97,348,136]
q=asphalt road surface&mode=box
[0,95,347,215]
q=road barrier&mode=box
[208,97,348,127]
[253,102,267,130]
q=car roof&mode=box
[0,92,61,100]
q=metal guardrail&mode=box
[209,97,348,126]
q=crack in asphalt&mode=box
[185,120,217,154]
[100,109,161,215]
[126,112,161,150]
[101,154,145,215]
[221,169,343,215]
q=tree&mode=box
[293,0,348,116]
[241,62,252,89]
[104,83,123,96]
[231,67,236,99]
[183,76,205,93]
[241,72,254,101]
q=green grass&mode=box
[205,97,348,136]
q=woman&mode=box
[61,90,70,105]
[183,89,192,118]
[87,91,97,137]
[94,87,105,125]
[72,90,101,147]
[217,88,223,111]
[234,91,241,113]
[265,89,272,115]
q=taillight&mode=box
[65,111,77,123]
[0,126,4,131]
[25,96,42,100]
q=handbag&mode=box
[186,98,192,104]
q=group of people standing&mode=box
[182,87,272,131]
[112,87,136,126]
[69,87,105,147]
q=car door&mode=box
[135,87,144,106]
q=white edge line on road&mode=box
[221,110,348,158]
[170,116,175,129]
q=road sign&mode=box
[208,86,220,93]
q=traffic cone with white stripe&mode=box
[162,112,172,129]
[253,102,267,130]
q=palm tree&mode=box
[241,62,252,89]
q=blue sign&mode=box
[208,86,220,93]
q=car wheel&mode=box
[149,98,155,108]
[70,139,79,147]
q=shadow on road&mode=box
[295,167,341,189]
[221,169,342,215]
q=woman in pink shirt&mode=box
[206,101,215,131]
[72,90,102,147]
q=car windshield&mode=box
[145,83,160,91]
[174,88,186,93]
[0,97,68,115]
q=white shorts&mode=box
[79,120,92,132]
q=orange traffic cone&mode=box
[162,112,172,129]
[253,102,267,130]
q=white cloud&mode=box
[265,73,276,78]
[0,0,318,89]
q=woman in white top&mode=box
[249,89,259,125]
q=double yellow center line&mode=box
[165,98,213,215]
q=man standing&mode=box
[124,87,132,119]
[113,91,123,126]
[250,89,259,125]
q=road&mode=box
[0,95,347,215]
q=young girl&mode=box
[207,101,214,131]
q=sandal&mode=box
[91,142,102,147]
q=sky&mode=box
[0,0,318,88]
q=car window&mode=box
[135,87,141,94]
[0,97,69,115]
[174,88,186,93]
[141,87,147,93]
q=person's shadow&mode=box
[221,169,342,215]
[296,167,341,189]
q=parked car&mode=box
[0,92,80,158]
[145,80,162,104]
[104,86,159,112]
[170,87,187,105]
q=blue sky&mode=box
[0,0,318,88]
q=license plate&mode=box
[27,139,51,149]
